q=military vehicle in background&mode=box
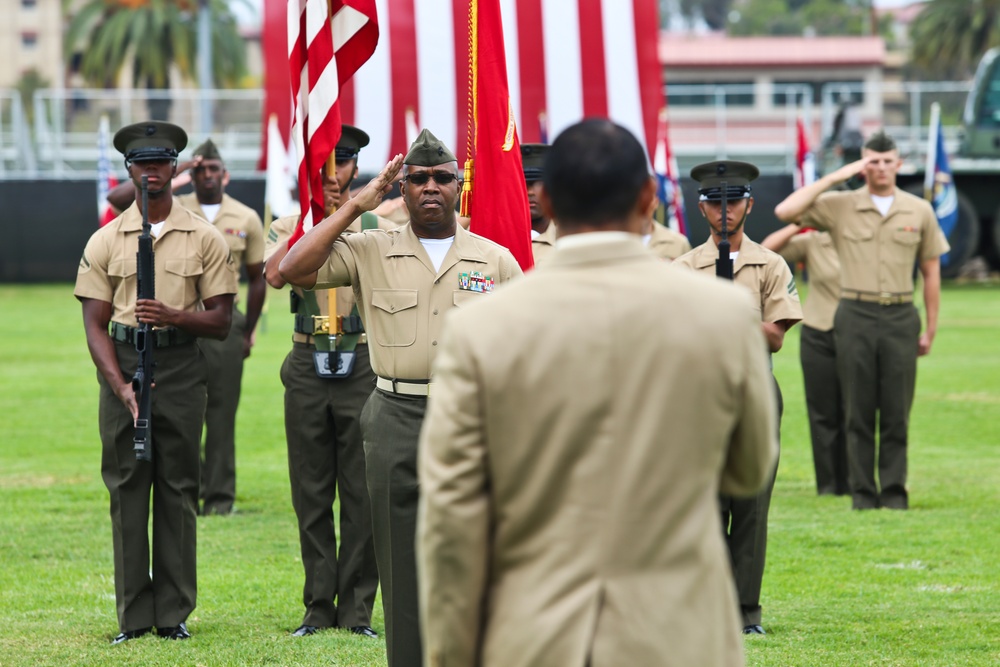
[897,47,1000,278]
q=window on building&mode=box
[22,0,38,8]
[666,81,755,108]
[773,80,863,107]
[21,32,38,48]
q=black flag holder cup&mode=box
[715,180,734,281]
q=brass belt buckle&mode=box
[312,315,330,335]
[878,292,893,306]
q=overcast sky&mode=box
[230,0,922,28]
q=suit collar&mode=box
[542,232,654,268]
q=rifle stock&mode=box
[131,175,154,462]
[715,180,734,280]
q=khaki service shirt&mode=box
[674,236,803,327]
[315,223,522,380]
[801,186,950,294]
[531,223,557,266]
[74,200,238,328]
[646,223,692,261]
[265,213,399,321]
[177,192,264,269]
[780,230,840,331]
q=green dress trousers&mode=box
[361,388,426,667]
[98,340,205,633]
[198,305,246,514]
[834,300,920,510]
[280,341,379,628]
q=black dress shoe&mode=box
[111,627,151,644]
[292,624,319,637]
[157,622,191,640]
[742,624,766,635]
[350,625,378,638]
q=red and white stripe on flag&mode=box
[794,117,816,191]
[287,0,379,247]
[337,0,662,175]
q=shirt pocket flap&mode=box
[164,258,204,277]
[371,288,419,314]
[891,229,921,246]
[108,258,137,278]
[844,227,875,242]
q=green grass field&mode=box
[1,282,998,666]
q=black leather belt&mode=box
[110,322,195,347]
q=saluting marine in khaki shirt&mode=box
[314,223,521,380]
[800,186,949,295]
[265,213,398,322]
[75,202,238,326]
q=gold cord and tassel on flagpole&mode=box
[460,0,478,217]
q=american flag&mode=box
[794,117,816,190]
[287,0,379,246]
[329,0,663,174]
[653,106,685,235]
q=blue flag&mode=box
[929,116,958,266]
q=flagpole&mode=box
[924,102,940,202]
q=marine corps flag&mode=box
[462,0,534,271]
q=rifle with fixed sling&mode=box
[715,179,734,280]
[131,175,155,462]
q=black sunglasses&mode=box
[403,171,459,186]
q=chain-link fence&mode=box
[0,81,978,179]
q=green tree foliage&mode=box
[909,0,1000,77]
[727,0,886,38]
[63,0,249,90]
[681,0,734,31]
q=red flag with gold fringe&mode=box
[462,0,534,271]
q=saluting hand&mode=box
[352,154,404,213]
[829,157,868,184]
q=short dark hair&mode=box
[543,119,650,226]
[864,129,897,152]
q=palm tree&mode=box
[910,0,1000,77]
[63,0,249,119]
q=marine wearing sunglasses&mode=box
[402,170,460,186]
[399,163,462,239]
